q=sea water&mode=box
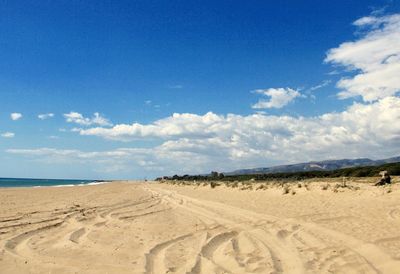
[0,177,102,188]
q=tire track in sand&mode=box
[145,185,400,274]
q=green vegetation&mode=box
[156,162,400,182]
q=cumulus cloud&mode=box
[77,98,400,153]
[38,113,54,120]
[11,97,395,176]
[1,132,15,138]
[79,112,220,140]
[10,113,22,121]
[325,13,400,101]
[252,88,301,109]
[63,112,112,127]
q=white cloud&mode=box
[252,88,301,109]
[7,148,131,158]
[10,113,22,121]
[1,132,15,138]
[63,112,112,127]
[38,113,54,120]
[79,112,221,140]
[11,97,396,176]
[325,13,400,101]
[144,100,161,109]
[309,80,332,91]
[353,16,382,27]
[6,147,172,174]
[77,98,400,154]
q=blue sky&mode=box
[1,1,400,179]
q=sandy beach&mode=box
[1,179,400,273]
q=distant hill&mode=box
[226,156,400,175]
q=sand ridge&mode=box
[0,180,400,273]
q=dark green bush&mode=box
[156,162,400,182]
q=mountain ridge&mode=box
[225,156,400,175]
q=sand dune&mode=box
[1,180,400,273]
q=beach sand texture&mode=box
[1,180,400,273]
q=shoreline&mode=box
[0,179,117,189]
[1,175,398,189]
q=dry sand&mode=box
[1,179,400,273]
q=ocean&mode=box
[0,178,102,188]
